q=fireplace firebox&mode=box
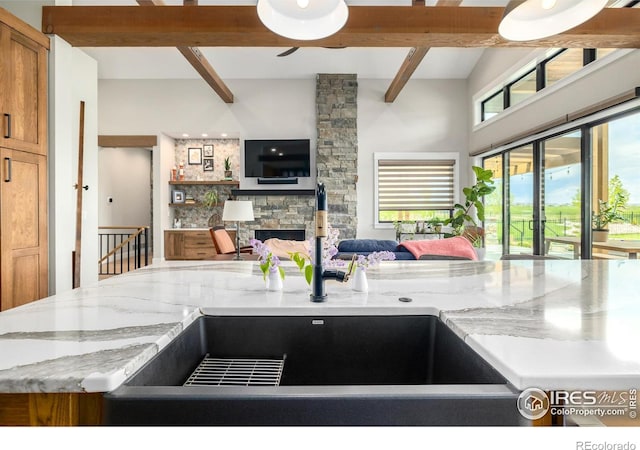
[255,229,306,241]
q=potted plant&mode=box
[224,157,232,180]
[444,166,496,254]
[202,190,219,207]
[592,193,625,242]
[426,217,444,234]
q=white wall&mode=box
[98,78,470,242]
[156,133,175,260]
[98,147,151,228]
[468,49,640,154]
[49,37,99,293]
[357,79,469,239]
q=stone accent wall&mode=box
[171,74,359,244]
[174,138,240,181]
[234,194,315,245]
[172,138,239,228]
[316,74,358,239]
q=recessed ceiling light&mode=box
[278,152,284,156]
[201,133,208,137]
[221,133,228,138]
[182,133,189,138]
[271,148,277,152]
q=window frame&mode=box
[373,152,460,228]
[477,48,620,124]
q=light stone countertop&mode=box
[0,259,639,393]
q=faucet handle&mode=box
[343,254,358,282]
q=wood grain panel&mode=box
[0,393,102,426]
[98,134,158,148]
[10,33,39,145]
[41,6,640,48]
[1,149,48,311]
[0,7,49,49]
[0,23,47,155]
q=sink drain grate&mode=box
[183,354,286,387]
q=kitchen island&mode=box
[0,259,639,425]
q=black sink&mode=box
[103,315,525,426]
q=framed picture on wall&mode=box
[172,190,185,204]
[203,145,214,158]
[203,158,214,172]
[188,147,202,165]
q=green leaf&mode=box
[304,265,313,285]
[278,266,285,280]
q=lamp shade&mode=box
[498,0,607,41]
[257,0,349,41]
[222,200,254,222]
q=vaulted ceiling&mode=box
[44,0,639,103]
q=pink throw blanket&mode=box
[398,236,477,261]
[264,238,310,260]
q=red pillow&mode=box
[398,236,477,261]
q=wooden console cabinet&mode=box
[164,229,237,260]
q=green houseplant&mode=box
[592,192,625,242]
[444,166,496,248]
[202,190,219,207]
[223,157,232,180]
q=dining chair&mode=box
[209,226,253,255]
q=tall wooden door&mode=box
[0,22,48,156]
[1,148,48,310]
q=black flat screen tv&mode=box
[244,139,311,178]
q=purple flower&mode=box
[356,251,396,270]
[249,239,284,280]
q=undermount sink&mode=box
[103,315,525,426]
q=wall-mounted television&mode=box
[244,139,311,179]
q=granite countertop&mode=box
[0,259,639,393]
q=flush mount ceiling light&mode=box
[257,0,349,41]
[499,0,608,41]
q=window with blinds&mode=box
[377,159,456,223]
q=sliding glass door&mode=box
[506,145,535,255]
[483,108,640,260]
[541,131,583,258]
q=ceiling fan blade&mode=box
[277,47,300,57]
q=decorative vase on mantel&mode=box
[224,170,232,180]
[592,229,609,243]
[266,270,283,291]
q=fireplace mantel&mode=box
[231,189,315,196]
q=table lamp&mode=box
[222,200,255,260]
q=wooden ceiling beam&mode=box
[41,6,640,48]
[135,0,233,103]
[386,1,463,102]
[177,46,233,103]
[385,47,430,102]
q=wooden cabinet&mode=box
[1,148,48,310]
[0,18,48,156]
[164,229,237,260]
[0,10,49,311]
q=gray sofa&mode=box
[334,238,476,261]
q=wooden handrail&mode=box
[98,226,147,264]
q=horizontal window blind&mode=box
[377,160,455,211]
